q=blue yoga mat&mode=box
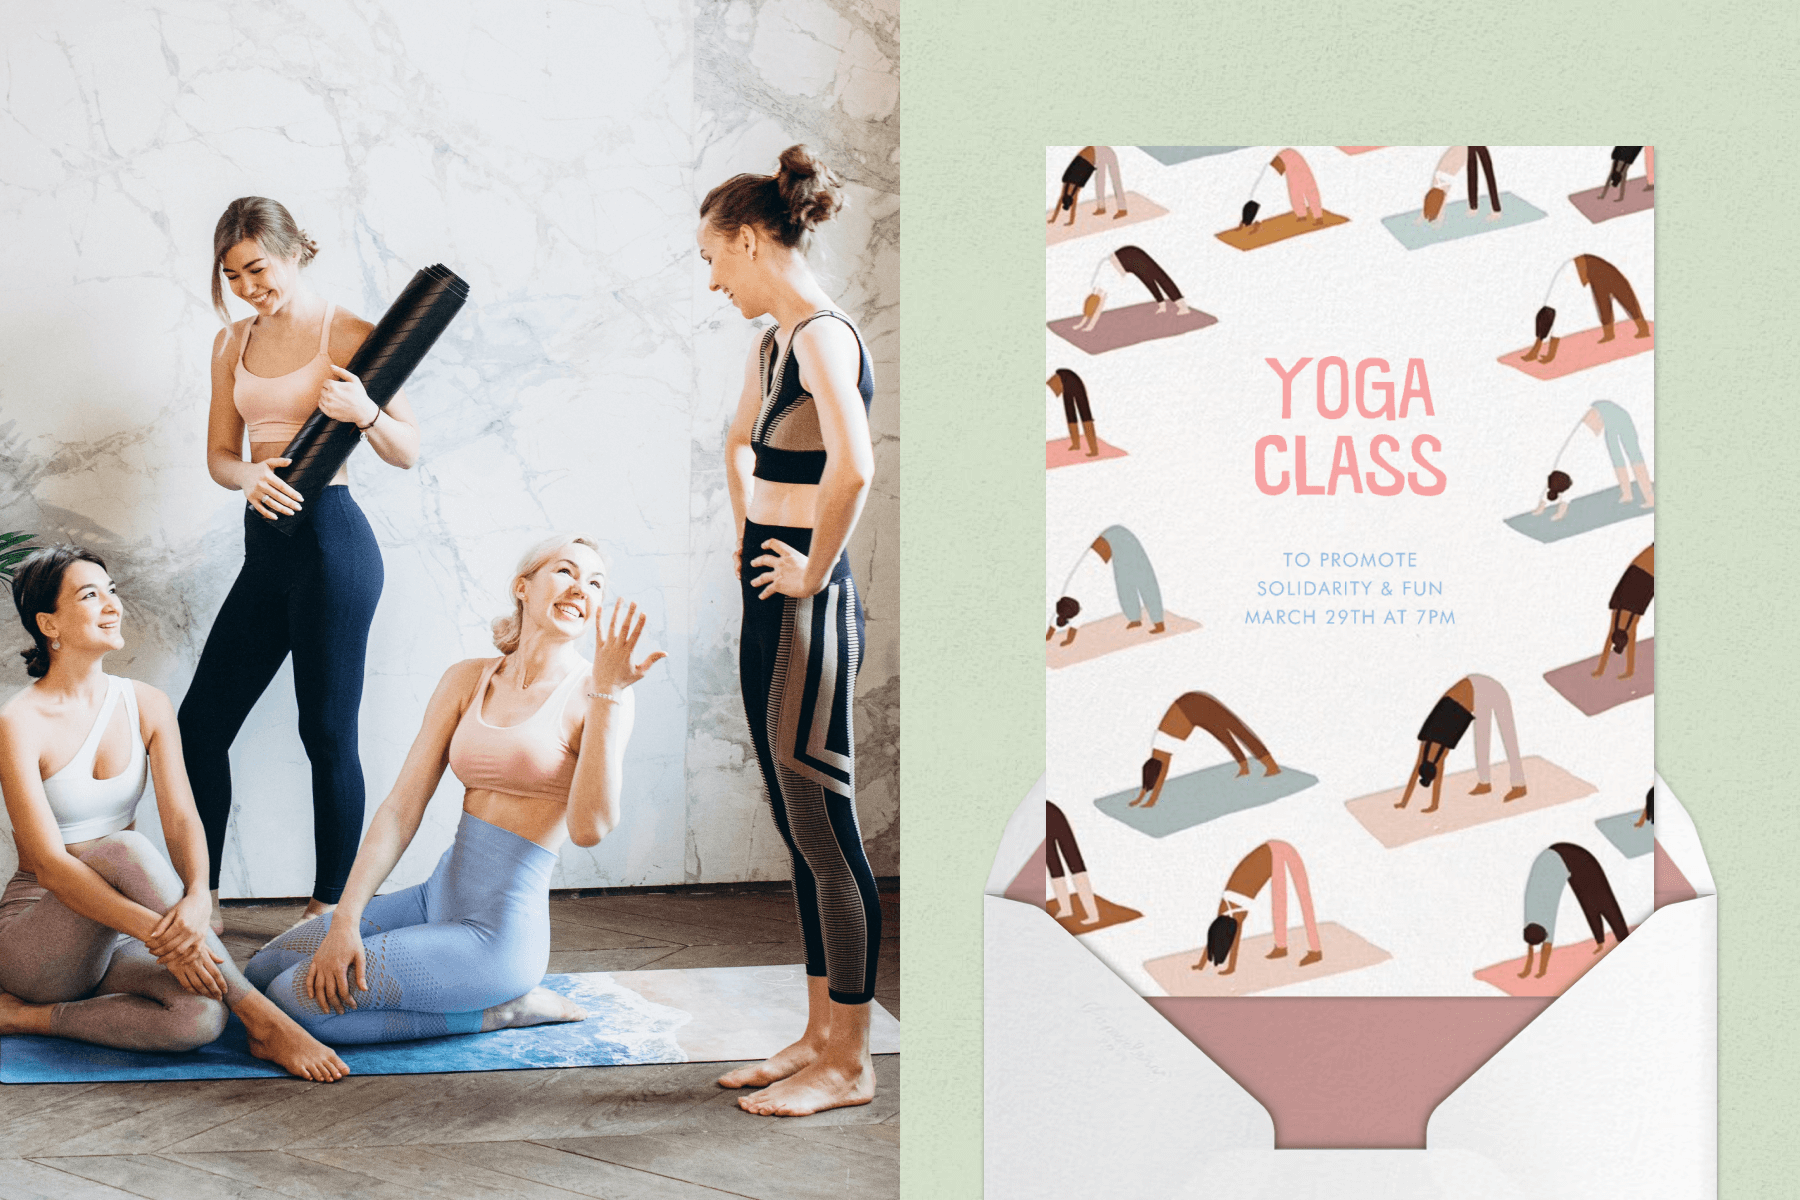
[1504,488,1655,544]
[1094,762,1320,838]
[1596,810,1655,859]
[1379,193,1546,250]
[1137,146,1249,166]
[0,965,901,1084]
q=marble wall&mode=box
[0,0,899,893]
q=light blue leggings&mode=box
[1101,524,1165,625]
[1592,400,1644,469]
[245,812,556,1044]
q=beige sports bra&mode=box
[233,302,334,443]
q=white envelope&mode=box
[985,772,1715,1199]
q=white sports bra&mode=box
[40,675,148,843]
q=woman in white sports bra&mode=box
[0,546,348,1080]
[180,196,424,935]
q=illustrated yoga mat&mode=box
[1378,193,1547,250]
[1497,322,1655,381]
[1047,436,1128,469]
[1144,923,1392,997]
[1048,303,1218,355]
[1343,756,1599,850]
[269,264,469,535]
[1092,762,1320,839]
[1047,611,1201,669]
[1137,146,1249,166]
[1596,810,1655,859]
[1504,487,1655,543]
[1215,211,1350,251]
[1473,931,1633,998]
[1568,182,1655,224]
[1337,146,1384,154]
[1544,639,1655,715]
[1046,192,1169,246]
[1049,894,1143,936]
[0,966,900,1084]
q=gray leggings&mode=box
[0,830,247,1053]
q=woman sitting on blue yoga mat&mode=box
[0,546,347,1081]
[1531,401,1655,521]
[244,534,663,1045]
[1593,544,1653,681]
[1518,842,1630,979]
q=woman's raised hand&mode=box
[304,921,368,1015]
[591,599,667,693]
[318,364,378,428]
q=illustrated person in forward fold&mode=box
[1636,784,1654,829]
[1046,802,1100,926]
[1522,254,1652,365]
[1192,840,1322,975]
[1600,146,1653,201]
[1131,692,1279,809]
[1594,544,1654,680]
[1071,246,1192,332]
[1395,674,1528,814]
[1532,400,1656,521]
[0,546,346,1082]
[1048,369,1099,458]
[1047,524,1166,647]
[1049,147,1128,225]
[1518,842,1631,979]
[1423,146,1501,222]
[1242,148,1324,231]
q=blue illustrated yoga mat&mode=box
[1379,193,1546,250]
[1596,810,1655,859]
[1504,488,1655,544]
[0,965,901,1084]
[1137,146,1249,166]
[1094,762,1319,839]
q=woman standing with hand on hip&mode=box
[700,145,882,1117]
[179,198,423,934]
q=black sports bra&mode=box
[751,311,875,485]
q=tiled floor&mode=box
[1,888,900,1200]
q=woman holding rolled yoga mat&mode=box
[245,534,664,1045]
[1395,674,1528,814]
[1531,400,1655,521]
[1192,840,1322,975]
[1518,842,1631,979]
[702,145,883,1118]
[181,197,423,936]
[1594,544,1654,680]
[0,546,348,1081]
[1131,691,1279,810]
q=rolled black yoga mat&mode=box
[265,263,469,535]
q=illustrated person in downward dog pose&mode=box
[1522,254,1652,365]
[1423,145,1500,222]
[0,546,347,1081]
[1192,840,1322,975]
[702,146,884,1117]
[1071,246,1192,332]
[1046,802,1100,926]
[1048,525,1166,647]
[1241,148,1325,230]
[1594,544,1654,680]
[1636,784,1654,829]
[245,535,663,1047]
[182,196,424,935]
[1532,400,1655,520]
[1600,147,1653,201]
[1049,146,1128,225]
[1131,692,1279,809]
[1518,842,1631,979]
[1395,674,1528,814]
[1048,369,1100,458]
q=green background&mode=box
[901,2,1799,1195]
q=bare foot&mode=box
[719,1036,822,1089]
[1125,620,1143,630]
[1619,490,1635,503]
[1080,908,1100,927]
[1618,668,1635,681]
[1598,330,1616,344]
[1503,785,1528,802]
[1235,762,1251,777]
[1050,902,1074,918]
[1150,622,1166,634]
[1299,951,1322,966]
[480,987,587,1032]
[1266,946,1288,959]
[1092,207,1107,216]
[246,1021,350,1082]
[1113,209,1128,219]
[1137,797,1158,810]
[0,989,56,1036]
[739,1059,875,1117]
[1469,782,1493,796]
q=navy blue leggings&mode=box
[179,486,383,903]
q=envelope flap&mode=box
[1652,772,1714,896]
[985,772,1048,896]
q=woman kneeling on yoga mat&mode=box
[1518,842,1630,979]
[1594,544,1653,680]
[1192,840,1322,975]
[0,547,346,1080]
[1395,674,1528,814]
[244,535,663,1046]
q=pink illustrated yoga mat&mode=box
[1474,933,1633,998]
[1143,923,1392,997]
[1497,322,1655,380]
[1046,612,1201,669]
[1336,146,1384,154]
[1543,639,1655,715]
[1046,192,1169,246]
[1046,436,1128,469]
[1568,182,1654,224]
[1343,756,1598,849]
[1047,303,1218,355]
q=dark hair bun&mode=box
[1546,470,1572,501]
[1054,596,1081,626]
[20,644,48,676]
[775,145,845,234]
